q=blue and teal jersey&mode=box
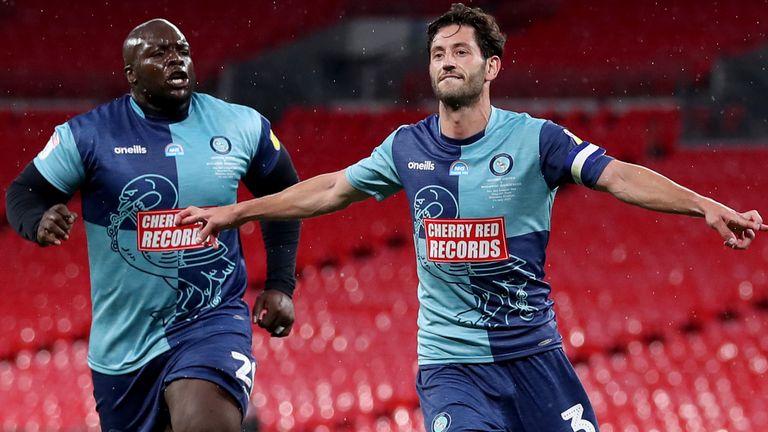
[33,93,283,374]
[346,106,613,365]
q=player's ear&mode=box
[125,65,137,85]
[485,56,501,82]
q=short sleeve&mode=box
[539,121,613,189]
[33,123,85,195]
[247,113,282,177]
[345,128,403,201]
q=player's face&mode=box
[429,25,488,108]
[129,24,196,114]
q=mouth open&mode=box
[167,71,190,89]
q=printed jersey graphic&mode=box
[346,107,613,364]
[107,174,234,325]
[412,185,537,327]
[32,93,280,374]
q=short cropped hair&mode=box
[427,3,507,59]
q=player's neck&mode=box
[438,96,491,140]
[131,93,191,122]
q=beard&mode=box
[431,64,485,109]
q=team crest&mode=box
[489,153,513,176]
[210,136,232,154]
[432,412,451,432]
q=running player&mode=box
[175,4,766,431]
[5,19,300,431]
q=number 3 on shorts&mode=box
[231,351,256,394]
[561,404,596,432]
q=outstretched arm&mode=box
[175,169,370,244]
[594,159,767,249]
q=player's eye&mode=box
[432,52,444,60]
[152,50,165,58]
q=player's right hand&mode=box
[36,204,77,247]
[175,205,238,249]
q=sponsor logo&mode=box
[448,160,469,176]
[136,209,205,252]
[114,145,148,155]
[489,153,513,176]
[164,143,184,157]
[408,160,436,171]
[538,338,553,346]
[210,136,232,155]
[432,412,451,432]
[38,131,61,160]
[424,217,509,262]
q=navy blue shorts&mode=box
[417,348,598,432]
[92,308,255,432]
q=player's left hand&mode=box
[253,289,295,338]
[706,207,767,250]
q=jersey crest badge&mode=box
[489,153,513,176]
[210,136,232,154]
[432,412,451,432]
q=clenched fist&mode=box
[36,204,77,247]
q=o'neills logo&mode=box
[136,209,205,252]
[408,160,435,171]
[424,217,508,262]
[114,145,148,155]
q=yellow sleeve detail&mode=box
[564,129,583,144]
[269,130,281,150]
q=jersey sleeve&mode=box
[344,128,403,201]
[32,123,85,195]
[247,113,283,177]
[539,120,613,189]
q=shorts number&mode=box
[561,404,596,432]
[231,351,255,393]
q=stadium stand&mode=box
[0,0,348,98]
[3,102,767,430]
[400,0,768,100]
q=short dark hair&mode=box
[427,3,506,59]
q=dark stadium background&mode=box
[1,0,767,430]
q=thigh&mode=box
[417,363,507,432]
[507,349,599,432]
[165,379,242,432]
[162,330,256,430]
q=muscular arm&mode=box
[176,169,370,242]
[238,169,369,221]
[595,159,766,248]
